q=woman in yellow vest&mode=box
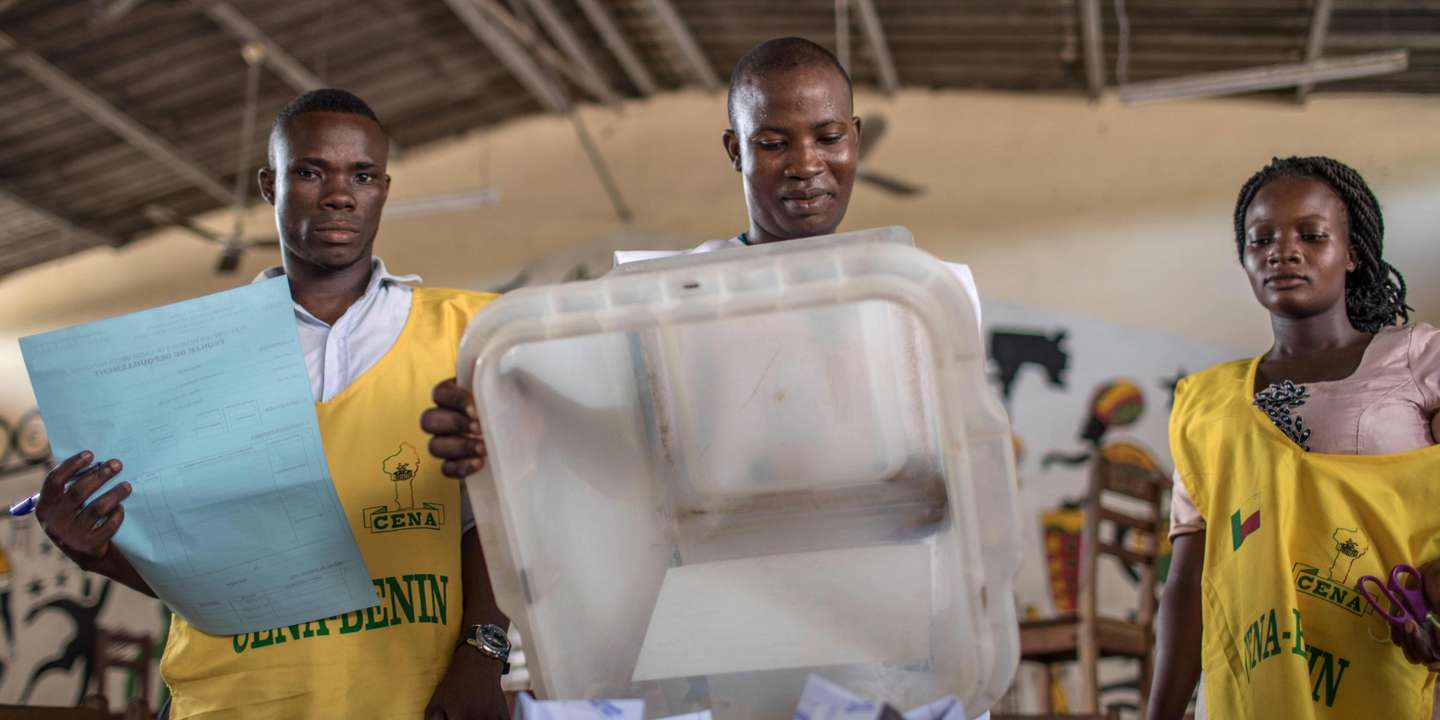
[1146,156,1440,720]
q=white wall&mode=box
[2,88,1436,350]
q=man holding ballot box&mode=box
[35,90,511,719]
[425,36,980,474]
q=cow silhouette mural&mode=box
[988,330,1070,404]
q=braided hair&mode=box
[1233,156,1410,333]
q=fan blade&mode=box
[858,170,925,197]
[489,270,531,294]
[215,245,245,274]
[858,113,887,163]
[144,205,227,244]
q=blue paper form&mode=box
[19,277,377,635]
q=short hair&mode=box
[1233,156,1410,333]
[269,88,385,160]
[727,37,853,128]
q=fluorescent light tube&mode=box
[1119,49,1409,105]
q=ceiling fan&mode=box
[857,113,924,198]
[153,44,500,274]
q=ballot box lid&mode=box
[457,227,1020,718]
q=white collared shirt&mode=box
[255,257,420,403]
[255,257,476,529]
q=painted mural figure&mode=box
[19,579,109,704]
[989,330,1070,403]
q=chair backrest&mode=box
[1076,451,1171,632]
[88,628,154,707]
[0,707,113,719]
[992,712,1121,720]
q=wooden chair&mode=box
[87,628,155,711]
[0,707,112,719]
[1019,453,1170,713]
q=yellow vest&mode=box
[1172,355,1440,720]
[160,287,495,719]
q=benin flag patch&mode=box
[1231,494,1262,551]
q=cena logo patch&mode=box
[363,442,446,533]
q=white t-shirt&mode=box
[614,235,983,326]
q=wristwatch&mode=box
[464,623,511,675]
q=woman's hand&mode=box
[1388,560,1440,669]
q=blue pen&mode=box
[8,461,104,517]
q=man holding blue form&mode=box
[35,90,510,719]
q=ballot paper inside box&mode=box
[460,228,1021,719]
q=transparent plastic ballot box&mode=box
[457,227,1021,718]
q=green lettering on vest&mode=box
[286,624,303,642]
[252,629,275,649]
[407,511,421,526]
[432,574,449,626]
[1330,585,1347,604]
[1307,644,1350,708]
[1244,622,1257,670]
[374,515,390,531]
[1291,607,1307,656]
[339,610,364,634]
[365,603,390,630]
[1263,608,1281,659]
[1314,579,1332,598]
[232,633,249,654]
[302,617,331,638]
[426,514,438,527]
[387,575,416,624]
[1346,594,1364,614]
[272,626,287,645]
[365,577,391,630]
[1297,574,1315,592]
[412,574,433,623]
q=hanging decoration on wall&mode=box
[0,409,51,478]
[1040,379,1145,468]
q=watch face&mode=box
[478,624,508,652]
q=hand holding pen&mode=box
[22,451,130,569]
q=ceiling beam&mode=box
[644,0,718,90]
[196,0,323,93]
[93,0,147,25]
[1079,0,1105,99]
[472,0,615,103]
[853,0,898,93]
[0,186,115,249]
[0,31,232,204]
[441,0,569,112]
[524,0,620,105]
[572,0,657,96]
[1297,0,1335,101]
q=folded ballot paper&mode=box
[794,675,968,720]
[514,697,645,720]
[513,674,968,720]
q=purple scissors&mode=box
[1358,564,1440,636]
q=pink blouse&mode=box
[1170,322,1440,538]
